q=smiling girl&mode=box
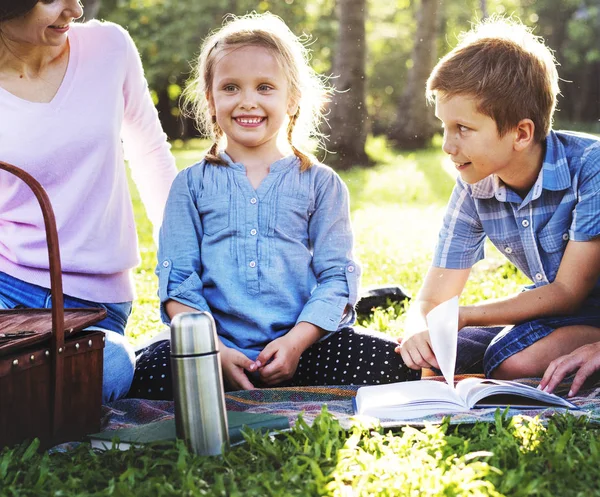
[0,0,178,402]
[129,13,419,397]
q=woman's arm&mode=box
[119,26,178,240]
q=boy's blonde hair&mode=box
[182,12,329,171]
[426,16,559,143]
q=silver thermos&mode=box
[170,312,229,455]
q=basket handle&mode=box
[0,161,65,439]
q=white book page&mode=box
[426,296,459,388]
[355,380,465,419]
[460,378,575,408]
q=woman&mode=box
[0,0,178,402]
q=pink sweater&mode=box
[0,21,177,303]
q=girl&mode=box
[130,13,419,398]
[0,0,178,402]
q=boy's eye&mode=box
[223,85,237,92]
[458,125,470,132]
[258,84,273,92]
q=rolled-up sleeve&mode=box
[156,167,210,324]
[433,178,486,269]
[296,169,360,331]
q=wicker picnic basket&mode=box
[0,161,106,449]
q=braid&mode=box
[205,117,227,166]
[287,109,313,171]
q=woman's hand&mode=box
[219,343,257,391]
[539,342,600,397]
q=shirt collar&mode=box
[469,131,571,201]
[218,152,299,173]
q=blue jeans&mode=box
[0,271,135,403]
[456,293,600,376]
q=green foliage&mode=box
[3,409,600,496]
[97,0,599,139]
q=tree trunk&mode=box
[324,0,369,170]
[82,0,102,20]
[389,0,441,149]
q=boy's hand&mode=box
[395,329,440,370]
[219,344,257,391]
[539,342,600,397]
[256,333,303,386]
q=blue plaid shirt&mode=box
[433,130,600,294]
[157,154,359,361]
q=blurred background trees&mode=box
[82,0,600,169]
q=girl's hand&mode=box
[539,342,600,397]
[219,344,257,391]
[256,333,303,386]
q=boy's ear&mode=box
[513,119,535,151]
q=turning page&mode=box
[427,295,458,387]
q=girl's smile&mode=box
[208,45,297,164]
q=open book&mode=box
[354,297,577,420]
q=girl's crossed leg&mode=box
[129,327,420,399]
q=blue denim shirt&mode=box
[433,130,600,295]
[157,154,360,361]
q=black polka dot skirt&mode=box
[128,327,420,400]
[290,326,421,386]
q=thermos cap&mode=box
[170,312,219,356]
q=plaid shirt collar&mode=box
[470,131,572,202]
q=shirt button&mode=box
[535,273,543,281]
[562,233,569,241]
[347,265,355,272]
[504,247,513,254]
[250,229,257,236]
[249,261,256,268]
[250,197,257,204]
[521,219,530,228]
[162,261,169,267]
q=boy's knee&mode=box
[490,352,538,379]
[102,330,135,403]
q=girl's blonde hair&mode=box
[182,12,329,171]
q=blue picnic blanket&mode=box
[100,377,600,431]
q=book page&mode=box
[426,296,459,388]
[457,378,576,409]
[355,380,465,419]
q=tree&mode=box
[324,0,369,169]
[388,0,441,149]
[81,0,102,20]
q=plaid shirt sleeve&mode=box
[433,178,487,269]
[570,144,600,242]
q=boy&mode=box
[396,17,600,381]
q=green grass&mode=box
[2,410,600,496]
[3,136,597,496]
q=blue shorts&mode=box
[456,293,600,377]
[0,271,135,402]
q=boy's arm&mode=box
[397,266,471,369]
[460,238,600,327]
